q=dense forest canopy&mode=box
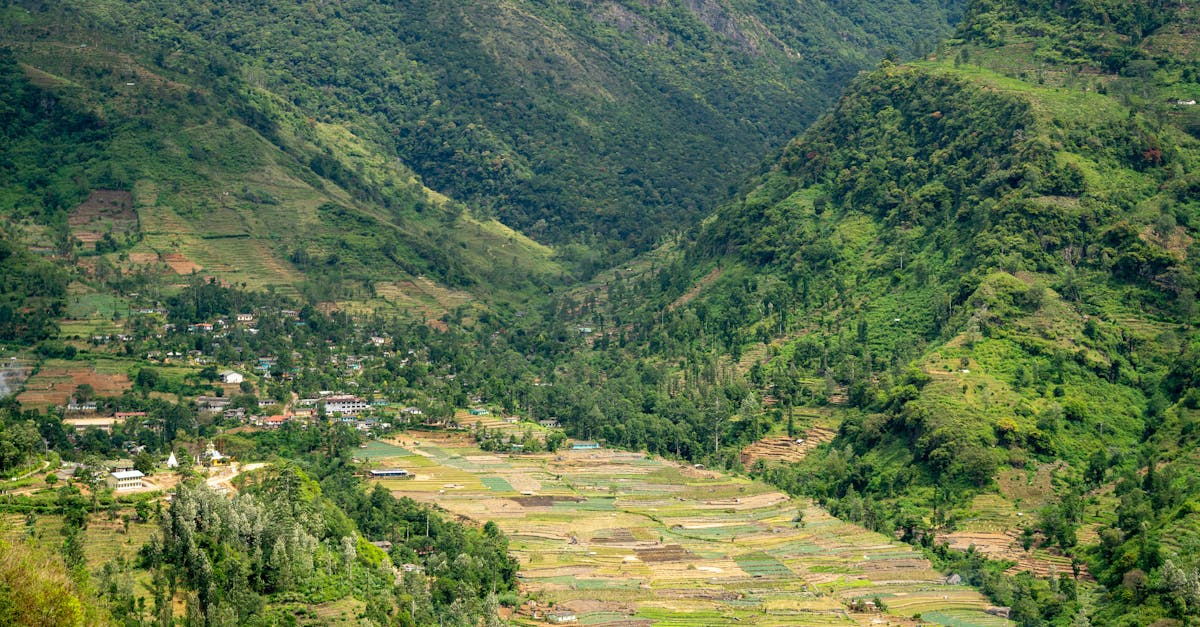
[4,0,967,268]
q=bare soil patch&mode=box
[939,530,1090,579]
[635,544,692,562]
[510,495,584,507]
[69,191,137,251]
[739,426,836,467]
[669,266,722,311]
[69,190,135,226]
[16,365,131,410]
[162,253,203,275]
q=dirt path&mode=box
[668,266,722,311]
[5,460,50,483]
[205,462,268,492]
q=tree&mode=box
[73,384,95,402]
[545,431,566,453]
[75,455,106,513]
[133,452,155,476]
[134,368,159,394]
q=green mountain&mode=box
[1,0,968,285]
[564,0,1200,623]
[0,16,563,317]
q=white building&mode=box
[219,370,244,384]
[323,395,369,417]
[107,470,145,492]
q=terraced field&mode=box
[374,433,1012,627]
[15,359,133,410]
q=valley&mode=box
[1,0,1200,625]
[368,431,1009,626]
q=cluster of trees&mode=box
[473,423,566,454]
[959,0,1178,70]
[0,397,42,477]
[0,230,68,343]
[131,458,517,626]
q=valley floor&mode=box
[367,432,1013,627]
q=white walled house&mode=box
[107,470,145,492]
[322,395,369,417]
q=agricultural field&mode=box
[15,358,133,410]
[0,511,158,571]
[372,432,1013,627]
[68,190,137,252]
[739,425,837,468]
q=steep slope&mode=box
[0,13,562,317]
[7,0,968,270]
[562,0,1200,623]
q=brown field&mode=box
[16,364,131,410]
[124,250,203,275]
[938,530,1087,580]
[161,253,203,275]
[69,190,137,251]
[127,252,162,265]
[739,426,837,467]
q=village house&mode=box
[195,396,231,414]
[323,394,369,417]
[219,370,244,384]
[107,470,145,492]
[368,468,410,478]
[115,411,146,421]
[65,399,98,413]
[63,416,122,433]
[236,313,254,323]
[223,407,247,421]
[258,398,282,409]
[262,415,289,429]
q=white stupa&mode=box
[166,452,179,469]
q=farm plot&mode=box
[68,190,137,252]
[373,432,1012,627]
[738,426,837,467]
[15,360,132,410]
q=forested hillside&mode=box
[1,0,967,281]
[5,0,1200,625]
[545,0,1200,623]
